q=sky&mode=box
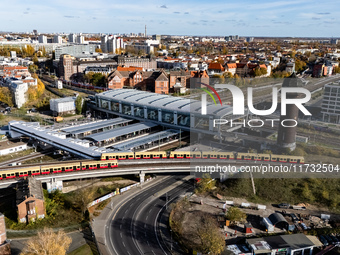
[1,0,339,37]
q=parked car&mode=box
[324,235,333,244]
[300,223,308,230]
[290,213,299,223]
[319,235,328,246]
[330,234,339,244]
[278,203,290,209]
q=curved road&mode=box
[106,175,192,255]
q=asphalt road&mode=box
[107,175,192,255]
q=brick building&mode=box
[169,70,190,92]
[140,71,169,94]
[189,70,209,88]
[16,178,45,224]
[58,54,74,80]
[0,213,10,255]
[108,69,169,94]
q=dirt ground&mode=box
[179,193,340,243]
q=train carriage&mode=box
[169,151,191,159]
[1,166,41,179]
[217,152,235,160]
[236,153,252,160]
[101,152,134,160]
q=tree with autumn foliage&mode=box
[27,75,45,102]
[20,228,71,255]
[196,214,225,255]
[0,87,13,107]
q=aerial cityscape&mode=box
[0,1,340,255]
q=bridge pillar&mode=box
[219,172,229,182]
[46,178,63,193]
[139,171,145,184]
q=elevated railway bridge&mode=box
[0,159,321,191]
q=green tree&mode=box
[302,183,315,203]
[90,73,107,87]
[75,96,84,114]
[28,64,38,73]
[196,173,216,193]
[225,207,246,223]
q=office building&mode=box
[321,81,340,123]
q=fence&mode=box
[87,177,153,208]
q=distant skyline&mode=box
[1,0,339,37]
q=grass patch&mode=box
[101,177,124,182]
[217,177,340,213]
[96,199,110,211]
[68,244,93,255]
[23,153,63,164]
[5,190,84,231]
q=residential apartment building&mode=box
[68,33,77,43]
[38,35,47,44]
[101,35,125,53]
[225,63,237,76]
[53,35,62,44]
[114,55,157,70]
[207,62,225,75]
[58,54,74,80]
[84,66,114,76]
[55,44,97,60]
[321,82,340,123]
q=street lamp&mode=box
[170,229,173,251]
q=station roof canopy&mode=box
[61,118,132,135]
[97,89,234,117]
[85,122,157,142]
[112,129,179,151]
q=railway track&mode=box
[0,150,53,168]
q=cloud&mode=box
[184,12,189,14]
[317,12,330,15]
[23,12,29,14]
[173,12,180,14]
[92,17,97,20]
[160,5,167,9]
[64,15,79,18]
[26,8,30,10]
[312,17,320,20]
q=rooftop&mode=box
[97,89,233,117]
[61,118,132,135]
[50,97,75,103]
[112,129,179,151]
[0,140,26,150]
[16,178,44,205]
[85,122,157,142]
[247,234,318,252]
